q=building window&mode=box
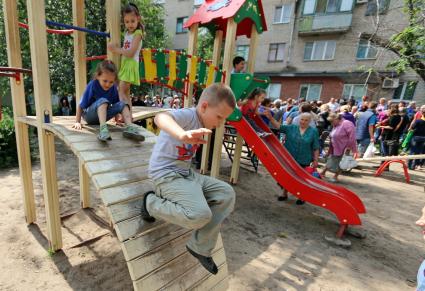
[303,0,316,14]
[267,83,282,100]
[304,0,353,14]
[300,84,322,101]
[176,17,188,34]
[304,41,336,61]
[342,84,367,101]
[274,5,292,24]
[236,45,250,61]
[268,43,286,62]
[365,0,390,15]
[356,40,378,59]
[393,81,417,100]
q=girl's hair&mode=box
[122,3,145,34]
[261,98,272,106]
[93,60,118,80]
[247,87,266,100]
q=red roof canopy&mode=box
[184,0,267,38]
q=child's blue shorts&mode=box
[83,97,127,125]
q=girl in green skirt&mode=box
[108,3,144,116]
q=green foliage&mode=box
[0,0,169,101]
[0,107,18,168]
[197,28,214,61]
[385,0,425,77]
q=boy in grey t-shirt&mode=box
[141,83,236,275]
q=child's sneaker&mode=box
[98,124,111,142]
[258,132,272,138]
[123,124,145,141]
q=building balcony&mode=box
[298,13,353,35]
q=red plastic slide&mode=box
[228,116,365,226]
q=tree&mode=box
[361,0,425,82]
[0,0,170,106]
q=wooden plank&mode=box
[189,263,228,291]
[114,215,164,242]
[211,18,237,178]
[70,139,146,152]
[16,116,37,127]
[184,23,198,108]
[27,0,62,250]
[106,0,121,68]
[99,180,155,206]
[121,222,189,261]
[200,30,223,174]
[127,231,192,281]
[79,160,90,208]
[209,275,229,291]
[4,0,36,223]
[108,197,144,224]
[91,164,150,190]
[72,0,86,106]
[230,134,244,184]
[134,248,226,291]
[78,144,154,162]
[132,108,169,122]
[84,153,151,177]
[230,24,258,184]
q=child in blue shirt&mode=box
[140,83,237,275]
[72,60,144,141]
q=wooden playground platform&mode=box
[18,107,228,290]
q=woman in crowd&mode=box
[268,113,319,204]
[321,113,357,182]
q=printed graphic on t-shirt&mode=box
[176,144,199,161]
[124,40,131,50]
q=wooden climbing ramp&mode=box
[17,108,229,291]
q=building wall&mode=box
[162,0,192,50]
[160,0,424,104]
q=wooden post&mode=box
[230,24,259,184]
[210,19,237,178]
[184,23,199,108]
[72,0,86,106]
[72,0,90,208]
[3,0,36,224]
[27,0,62,250]
[79,160,90,208]
[106,0,121,68]
[200,30,223,174]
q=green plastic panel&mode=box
[155,51,167,84]
[227,73,270,122]
[214,70,223,83]
[234,0,265,34]
[175,54,188,89]
[139,60,145,80]
[198,61,207,85]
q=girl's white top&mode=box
[123,29,143,62]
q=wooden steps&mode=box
[35,112,228,291]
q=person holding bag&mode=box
[321,113,357,182]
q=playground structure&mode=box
[3,0,368,289]
[2,0,269,289]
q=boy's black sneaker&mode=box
[186,246,218,275]
[141,191,155,222]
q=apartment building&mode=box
[160,0,424,104]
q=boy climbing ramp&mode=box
[140,83,236,275]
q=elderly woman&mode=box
[268,112,320,203]
[321,113,357,182]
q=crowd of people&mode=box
[130,93,184,109]
[246,94,425,182]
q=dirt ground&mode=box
[0,137,424,291]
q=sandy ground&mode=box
[0,137,424,291]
